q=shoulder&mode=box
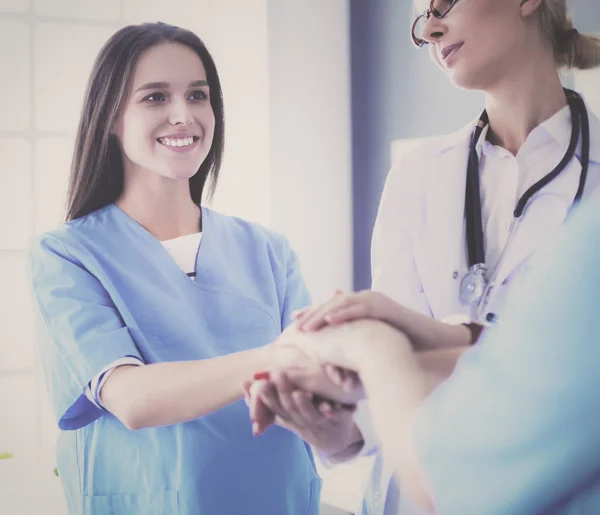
[28,206,113,261]
[386,122,474,187]
[202,207,293,257]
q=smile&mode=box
[441,42,464,65]
[157,136,199,148]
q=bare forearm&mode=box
[316,348,463,464]
[102,347,272,430]
[359,335,434,512]
[418,346,467,390]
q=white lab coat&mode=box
[356,106,600,515]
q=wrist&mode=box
[462,322,484,345]
[358,325,413,378]
[374,294,408,330]
[254,344,278,374]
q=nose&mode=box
[421,13,446,45]
[168,98,193,126]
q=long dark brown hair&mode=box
[65,22,225,221]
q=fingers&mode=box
[298,295,356,333]
[268,371,350,430]
[242,379,253,407]
[291,391,328,427]
[323,365,361,394]
[312,395,356,418]
[291,306,310,321]
[323,303,369,326]
[270,371,303,426]
[316,399,355,422]
[294,290,346,331]
[341,370,361,392]
[249,380,276,436]
[324,364,344,386]
[255,381,286,421]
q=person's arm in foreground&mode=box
[284,203,600,513]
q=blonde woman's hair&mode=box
[539,0,600,69]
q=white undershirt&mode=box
[85,232,202,410]
[477,104,572,272]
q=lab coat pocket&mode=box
[83,490,180,514]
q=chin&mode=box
[447,69,486,91]
[165,168,201,181]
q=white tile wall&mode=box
[123,0,211,34]
[0,20,30,131]
[0,376,37,455]
[0,254,35,370]
[35,138,73,234]
[0,376,38,513]
[34,23,119,132]
[0,0,29,13]
[205,0,271,227]
[34,0,121,21]
[0,139,32,249]
[36,367,68,515]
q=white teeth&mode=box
[159,137,195,147]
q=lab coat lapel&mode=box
[493,108,600,286]
[415,128,472,319]
[492,160,580,287]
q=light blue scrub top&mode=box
[413,199,600,514]
[28,204,321,515]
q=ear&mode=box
[519,0,544,19]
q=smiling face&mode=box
[114,42,216,183]
[414,0,536,91]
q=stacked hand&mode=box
[244,290,403,459]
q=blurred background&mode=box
[0,1,598,514]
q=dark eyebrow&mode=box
[135,80,209,92]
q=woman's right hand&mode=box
[293,290,404,333]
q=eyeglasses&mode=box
[411,0,460,48]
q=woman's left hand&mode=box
[244,373,364,460]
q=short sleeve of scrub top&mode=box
[28,235,146,430]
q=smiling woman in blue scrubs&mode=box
[27,22,321,515]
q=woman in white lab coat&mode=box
[247,0,600,514]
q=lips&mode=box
[441,42,464,61]
[156,135,199,148]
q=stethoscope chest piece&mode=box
[459,263,488,305]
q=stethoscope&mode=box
[459,88,591,322]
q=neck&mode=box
[484,54,567,156]
[116,172,201,241]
